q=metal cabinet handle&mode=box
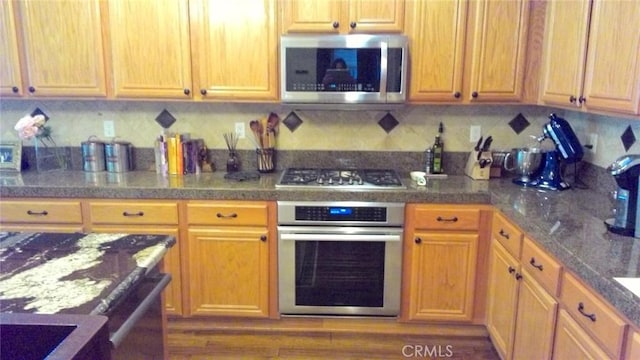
[28,86,36,93]
[453,91,461,98]
[200,89,207,95]
[216,212,238,219]
[579,96,586,104]
[332,21,339,29]
[499,229,510,239]
[529,257,544,271]
[437,216,458,222]
[515,273,523,280]
[27,210,48,216]
[260,235,267,242]
[123,211,144,217]
[569,95,577,103]
[414,237,422,244]
[578,302,597,322]
[471,91,478,98]
[12,86,19,93]
[508,266,515,274]
[350,21,356,29]
[183,88,190,95]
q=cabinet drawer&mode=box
[521,237,562,296]
[560,272,628,358]
[89,201,179,225]
[492,212,523,258]
[411,206,479,231]
[187,201,268,226]
[0,200,82,224]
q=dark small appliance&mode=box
[605,155,640,237]
[529,113,584,190]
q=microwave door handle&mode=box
[380,40,388,99]
[280,233,400,242]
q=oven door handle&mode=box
[109,273,171,349]
[279,233,401,242]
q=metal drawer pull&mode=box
[216,212,238,219]
[578,302,597,322]
[26,210,48,216]
[515,273,523,280]
[529,257,544,271]
[499,229,510,239]
[436,216,458,222]
[260,235,267,242]
[123,211,144,217]
[508,266,516,274]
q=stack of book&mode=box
[155,133,206,175]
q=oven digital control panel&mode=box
[295,206,387,222]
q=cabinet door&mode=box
[539,0,591,108]
[468,0,529,102]
[406,0,467,102]
[553,309,611,360]
[91,225,183,317]
[405,231,478,322]
[512,270,558,360]
[0,0,23,97]
[187,227,269,317]
[582,0,640,115]
[17,0,107,97]
[348,0,403,33]
[486,241,520,360]
[108,0,193,99]
[281,0,344,33]
[190,0,278,101]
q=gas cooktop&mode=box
[276,168,406,190]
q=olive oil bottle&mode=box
[432,122,444,174]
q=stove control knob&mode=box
[338,178,343,185]
[358,178,364,185]
[317,177,324,184]
[328,178,333,185]
[348,178,353,185]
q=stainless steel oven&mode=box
[277,201,404,317]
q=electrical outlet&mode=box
[235,122,245,139]
[470,125,481,142]
[103,120,115,138]
[587,133,598,154]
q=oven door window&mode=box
[294,241,385,307]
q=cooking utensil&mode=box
[474,136,483,151]
[481,136,493,151]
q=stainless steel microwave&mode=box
[280,34,408,105]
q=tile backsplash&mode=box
[1,99,639,169]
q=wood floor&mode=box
[167,318,500,360]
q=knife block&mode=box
[465,151,492,180]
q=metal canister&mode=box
[81,137,106,172]
[105,141,133,173]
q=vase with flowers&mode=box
[14,114,68,171]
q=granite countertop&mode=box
[0,232,175,315]
[0,170,638,329]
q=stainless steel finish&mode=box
[504,147,544,181]
[275,168,406,190]
[278,225,403,316]
[105,141,133,173]
[81,139,106,172]
[608,155,640,176]
[280,34,408,105]
[277,201,405,226]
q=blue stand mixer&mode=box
[524,113,584,191]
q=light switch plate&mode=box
[103,120,115,138]
[235,122,245,139]
[470,125,481,142]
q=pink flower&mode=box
[14,114,46,140]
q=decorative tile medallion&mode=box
[509,113,530,134]
[155,109,176,129]
[621,125,636,152]
[378,113,399,134]
[30,107,50,122]
[283,111,303,132]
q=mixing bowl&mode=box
[504,147,543,184]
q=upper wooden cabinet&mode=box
[282,0,404,34]
[190,0,279,101]
[0,1,24,97]
[107,0,193,99]
[407,0,530,103]
[15,0,107,97]
[541,0,640,115]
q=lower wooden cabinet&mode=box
[0,199,84,232]
[486,240,520,359]
[402,204,483,322]
[186,227,269,317]
[511,269,558,360]
[553,309,611,359]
